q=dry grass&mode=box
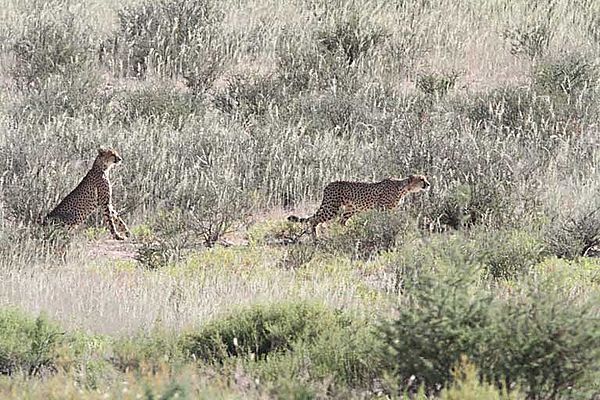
[0,0,599,397]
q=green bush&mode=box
[484,280,600,399]
[381,263,492,393]
[440,357,524,400]
[381,263,600,398]
[110,332,182,373]
[0,309,64,375]
[180,302,350,363]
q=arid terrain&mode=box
[0,0,599,398]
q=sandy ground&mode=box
[87,238,139,262]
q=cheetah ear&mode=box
[97,147,107,155]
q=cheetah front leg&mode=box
[103,204,126,240]
[113,212,131,238]
[339,204,357,226]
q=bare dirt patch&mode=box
[87,238,139,262]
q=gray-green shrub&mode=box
[180,302,350,363]
[0,309,64,375]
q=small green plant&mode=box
[440,357,524,400]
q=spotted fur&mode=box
[288,175,430,237]
[46,148,130,240]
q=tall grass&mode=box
[0,0,599,397]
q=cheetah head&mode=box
[407,174,430,192]
[96,147,123,170]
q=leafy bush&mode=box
[484,280,600,399]
[381,263,491,393]
[0,309,64,375]
[180,302,349,363]
[381,262,600,398]
[534,53,599,95]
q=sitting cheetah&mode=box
[288,175,430,237]
[46,148,130,240]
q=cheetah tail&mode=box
[287,215,307,223]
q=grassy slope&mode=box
[0,0,599,398]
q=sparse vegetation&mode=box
[1,0,599,398]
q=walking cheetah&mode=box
[288,175,430,237]
[46,148,130,240]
